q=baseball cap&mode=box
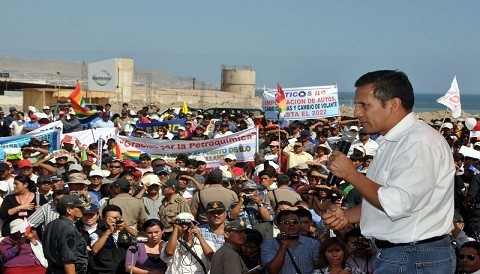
[18,159,33,169]
[225,154,237,161]
[220,122,229,127]
[174,212,197,224]
[69,179,91,186]
[269,141,280,146]
[242,181,258,190]
[9,219,24,234]
[154,166,170,175]
[9,107,17,112]
[68,173,88,183]
[69,163,83,172]
[195,156,207,163]
[141,174,161,186]
[82,204,99,214]
[163,178,179,189]
[443,122,453,129]
[206,201,226,212]
[300,129,311,136]
[225,219,249,232]
[123,160,138,168]
[89,170,105,178]
[43,106,50,110]
[349,126,359,132]
[56,195,88,211]
[37,175,53,184]
[177,126,186,131]
[30,114,37,119]
[112,178,131,189]
[50,174,62,181]
[207,169,224,184]
[139,153,151,160]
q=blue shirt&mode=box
[261,236,320,274]
[198,224,225,251]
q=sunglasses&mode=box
[279,220,300,226]
[459,254,476,261]
[111,165,122,169]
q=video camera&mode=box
[354,236,371,250]
[242,194,254,203]
[174,218,198,226]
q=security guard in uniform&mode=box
[158,178,191,240]
[44,195,89,274]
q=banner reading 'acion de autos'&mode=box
[263,85,339,120]
[115,128,258,167]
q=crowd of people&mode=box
[0,69,480,273]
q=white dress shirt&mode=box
[361,112,455,243]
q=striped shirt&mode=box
[28,201,59,230]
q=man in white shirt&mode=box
[323,70,455,273]
[92,112,114,128]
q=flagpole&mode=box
[438,108,449,132]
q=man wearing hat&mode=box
[190,169,238,225]
[162,212,214,274]
[22,114,41,133]
[107,177,147,229]
[61,108,84,133]
[136,174,164,220]
[198,201,228,250]
[137,153,153,175]
[158,178,191,237]
[173,126,188,140]
[295,129,316,155]
[229,181,274,239]
[0,107,17,137]
[43,105,54,121]
[29,189,65,233]
[210,219,250,274]
[18,159,39,183]
[282,140,313,169]
[87,169,106,202]
[43,195,89,274]
[36,174,54,202]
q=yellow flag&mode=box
[181,101,189,114]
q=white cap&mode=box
[196,156,207,163]
[225,153,237,161]
[10,219,24,234]
[443,122,453,129]
[141,174,161,186]
[69,163,83,172]
[175,212,196,222]
[43,105,50,110]
[349,125,359,132]
[177,126,186,131]
[89,170,105,178]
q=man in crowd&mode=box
[198,201,227,251]
[210,219,250,274]
[263,174,302,210]
[43,195,89,274]
[190,169,238,225]
[158,178,191,237]
[459,241,480,274]
[108,177,147,229]
[323,70,455,272]
[261,209,319,274]
[282,141,313,169]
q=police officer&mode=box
[158,178,191,240]
[44,195,89,274]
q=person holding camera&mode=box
[90,204,138,273]
[161,212,214,274]
[345,228,374,274]
[228,181,274,240]
[260,209,319,274]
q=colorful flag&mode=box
[70,82,99,123]
[276,83,287,127]
[110,142,123,160]
[181,101,189,115]
[437,76,462,118]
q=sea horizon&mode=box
[339,91,479,115]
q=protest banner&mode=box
[0,128,61,161]
[31,120,63,133]
[135,119,186,135]
[62,128,117,148]
[263,85,339,120]
[115,128,257,167]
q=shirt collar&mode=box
[379,112,417,142]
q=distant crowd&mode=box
[0,102,480,273]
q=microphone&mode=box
[326,138,353,187]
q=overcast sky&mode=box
[1,1,479,94]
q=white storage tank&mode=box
[221,66,256,97]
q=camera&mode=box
[242,194,254,203]
[114,217,123,225]
[278,232,289,241]
[174,219,198,226]
[354,236,371,250]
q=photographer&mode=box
[260,209,319,274]
[90,204,138,273]
[228,181,274,240]
[161,212,214,273]
[345,227,374,274]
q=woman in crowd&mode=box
[0,219,47,274]
[125,219,167,274]
[0,174,47,236]
[314,237,364,274]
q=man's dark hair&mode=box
[295,208,312,221]
[461,241,480,255]
[453,153,465,162]
[275,209,298,225]
[102,204,123,219]
[354,70,414,111]
[258,170,275,179]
